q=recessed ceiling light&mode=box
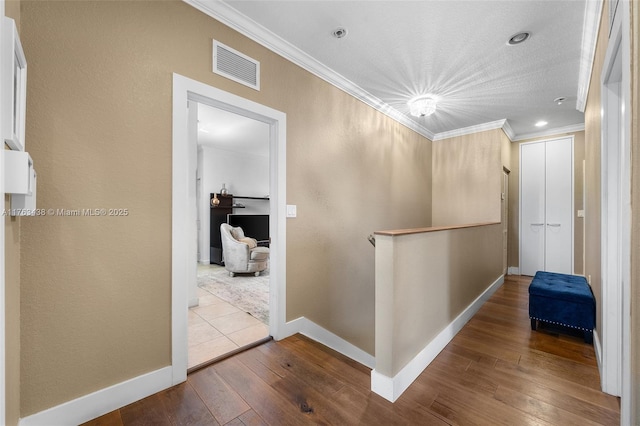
[332,27,348,39]
[554,96,567,105]
[535,120,548,127]
[507,32,530,45]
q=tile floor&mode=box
[188,264,269,369]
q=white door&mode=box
[520,137,573,276]
[520,142,546,276]
[544,138,573,274]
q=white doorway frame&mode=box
[502,168,510,275]
[0,1,7,422]
[171,74,287,384]
[599,1,631,424]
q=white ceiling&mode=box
[197,103,270,157]
[192,0,595,141]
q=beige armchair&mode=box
[220,223,270,277]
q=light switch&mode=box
[286,204,297,218]
[577,210,585,218]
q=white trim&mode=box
[0,2,7,423]
[599,7,623,397]
[279,317,375,368]
[599,7,631,426]
[511,123,585,142]
[501,120,516,141]
[171,75,190,385]
[371,275,505,402]
[1,16,27,152]
[432,119,507,141]
[19,367,173,426]
[576,0,604,112]
[172,74,288,386]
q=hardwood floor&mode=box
[83,275,620,425]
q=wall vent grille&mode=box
[213,40,260,91]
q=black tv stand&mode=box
[209,193,269,265]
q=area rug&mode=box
[198,266,269,324]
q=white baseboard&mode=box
[507,266,520,275]
[19,366,173,426]
[278,317,375,368]
[371,274,505,402]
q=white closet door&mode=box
[520,137,573,276]
[544,138,573,274]
[520,142,546,276]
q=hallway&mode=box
[84,275,619,425]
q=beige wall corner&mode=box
[432,129,503,226]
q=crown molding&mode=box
[185,0,436,141]
[576,0,603,112]
[432,119,509,141]
[184,0,585,145]
[501,119,516,141]
[512,123,585,142]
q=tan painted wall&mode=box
[432,129,502,226]
[507,131,585,275]
[375,223,503,376]
[584,3,608,338]
[19,0,433,415]
[4,4,21,426]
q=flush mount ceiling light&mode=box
[332,27,348,38]
[535,120,548,127]
[507,31,530,45]
[408,96,437,117]
[554,96,567,105]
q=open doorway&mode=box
[171,74,287,384]
[188,103,271,370]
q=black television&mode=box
[227,214,270,243]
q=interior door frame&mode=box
[502,167,510,275]
[0,1,7,422]
[171,74,287,384]
[599,3,631,422]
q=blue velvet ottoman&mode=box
[529,271,595,343]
